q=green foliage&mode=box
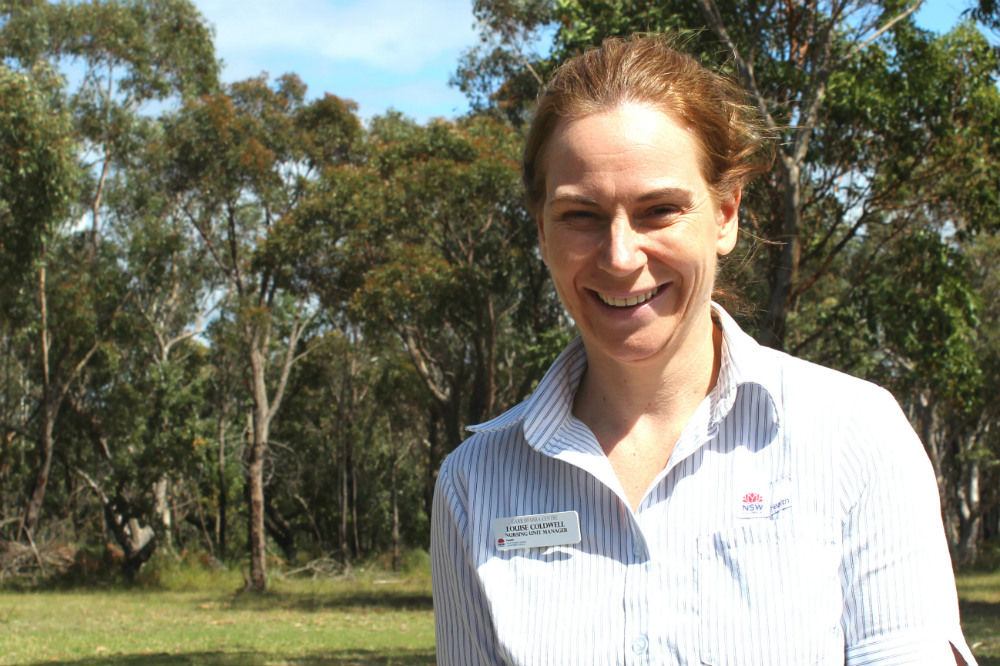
[301,112,563,441]
[0,0,219,100]
[0,65,77,303]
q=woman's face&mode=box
[537,103,739,367]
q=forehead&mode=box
[543,103,709,197]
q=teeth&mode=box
[599,286,659,307]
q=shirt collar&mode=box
[468,303,782,450]
[710,303,783,430]
[467,336,587,450]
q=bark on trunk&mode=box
[247,347,270,592]
[246,432,267,590]
[153,475,172,553]
[217,412,228,562]
[22,264,54,540]
[760,159,802,350]
[391,451,400,572]
[351,461,360,557]
[22,412,55,539]
[340,437,350,567]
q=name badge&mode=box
[493,511,581,551]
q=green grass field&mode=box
[0,566,436,666]
[958,570,1000,666]
[0,566,997,665]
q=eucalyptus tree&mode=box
[65,141,224,574]
[0,64,76,534]
[0,0,218,545]
[162,74,362,590]
[293,112,566,517]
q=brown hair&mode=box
[522,33,773,217]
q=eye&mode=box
[557,209,604,228]
[645,204,681,222]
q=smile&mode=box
[597,286,660,308]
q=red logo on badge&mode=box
[497,538,505,545]
[743,492,763,503]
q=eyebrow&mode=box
[547,193,600,207]
[548,187,695,207]
[636,187,696,202]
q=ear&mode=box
[536,213,549,265]
[715,188,741,256]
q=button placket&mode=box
[623,512,651,664]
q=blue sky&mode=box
[190,0,993,124]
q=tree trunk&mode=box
[246,430,267,590]
[216,409,228,562]
[760,158,802,350]
[247,346,270,592]
[351,459,360,557]
[22,263,54,540]
[22,408,55,539]
[153,475,173,554]
[954,430,984,567]
[391,452,400,571]
[340,435,350,567]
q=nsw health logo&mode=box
[741,491,765,516]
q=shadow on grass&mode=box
[18,648,436,666]
[223,590,434,613]
[961,599,1000,666]
[962,599,1000,620]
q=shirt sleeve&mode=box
[431,458,502,666]
[839,390,977,666]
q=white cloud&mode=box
[194,0,479,73]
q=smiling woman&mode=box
[537,104,739,377]
[430,34,978,666]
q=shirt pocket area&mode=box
[697,522,843,666]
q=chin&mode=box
[586,330,676,365]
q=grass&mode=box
[0,564,435,666]
[0,562,997,666]
[958,569,1000,666]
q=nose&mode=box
[598,214,645,276]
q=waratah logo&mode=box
[497,538,505,545]
[742,492,765,514]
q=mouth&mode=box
[596,285,661,308]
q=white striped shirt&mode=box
[431,305,976,666]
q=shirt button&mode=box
[632,635,649,654]
[633,541,645,558]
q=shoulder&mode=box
[770,350,916,452]
[437,400,531,496]
[773,349,900,415]
[766,350,933,497]
[715,304,898,423]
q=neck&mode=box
[573,314,722,440]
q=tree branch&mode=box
[841,1,925,64]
